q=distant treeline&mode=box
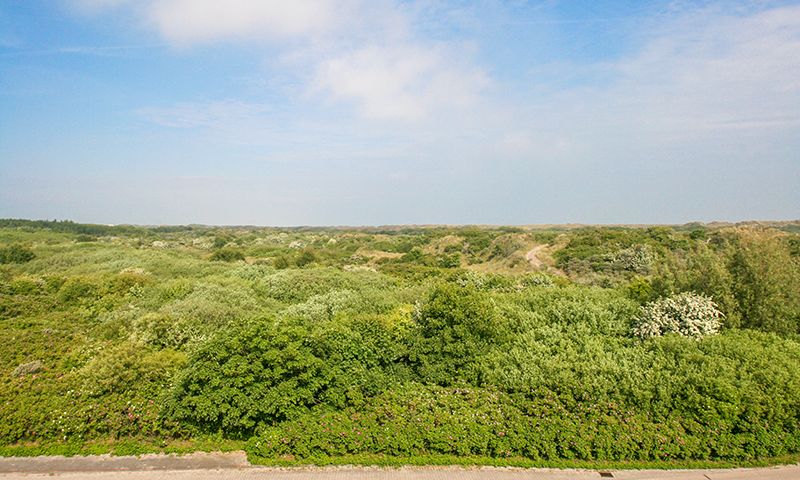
[0,219,196,236]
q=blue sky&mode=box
[1,0,799,226]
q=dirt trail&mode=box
[525,244,547,269]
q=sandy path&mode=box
[525,244,547,268]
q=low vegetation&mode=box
[1,219,799,465]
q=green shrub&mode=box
[279,290,369,323]
[253,268,391,303]
[165,313,411,436]
[151,280,265,347]
[626,276,655,304]
[131,313,193,350]
[165,319,328,435]
[0,245,35,264]
[273,254,291,269]
[57,277,99,304]
[210,248,245,262]
[8,275,46,295]
[437,253,461,268]
[652,242,740,328]
[304,315,411,409]
[729,230,800,335]
[295,248,318,267]
[2,221,800,462]
[408,285,508,385]
[79,342,186,397]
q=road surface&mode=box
[0,453,798,479]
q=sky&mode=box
[0,0,799,226]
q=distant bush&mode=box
[295,248,318,267]
[212,236,230,249]
[437,253,461,268]
[210,248,245,262]
[487,234,525,261]
[0,245,35,264]
[453,271,515,291]
[56,277,99,304]
[273,254,291,269]
[279,289,369,323]
[12,360,43,376]
[609,244,655,274]
[131,313,193,350]
[149,280,264,348]
[632,292,723,339]
[8,275,46,295]
[625,276,655,304]
[253,268,391,303]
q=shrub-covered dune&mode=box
[1,219,799,465]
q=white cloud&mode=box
[68,0,377,42]
[69,0,485,121]
[313,44,488,121]
[146,0,347,44]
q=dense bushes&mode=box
[165,314,408,435]
[250,351,800,461]
[249,385,532,459]
[165,319,326,434]
[653,229,800,335]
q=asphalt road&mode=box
[0,453,798,480]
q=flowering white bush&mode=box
[279,289,363,322]
[632,292,723,339]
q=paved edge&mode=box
[0,453,799,478]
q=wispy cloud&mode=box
[138,100,271,129]
[0,43,164,58]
